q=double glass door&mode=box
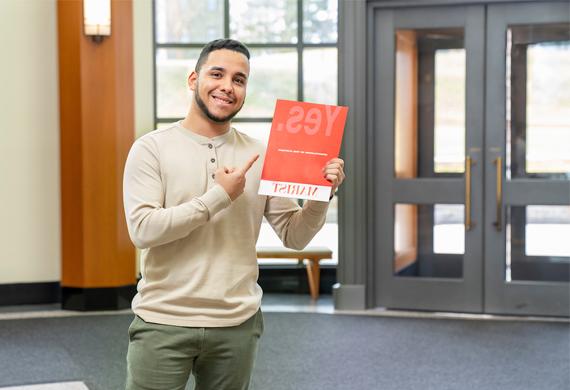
[372,2,570,316]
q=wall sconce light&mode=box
[84,0,111,43]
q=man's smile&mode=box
[211,94,234,106]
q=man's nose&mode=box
[219,76,234,93]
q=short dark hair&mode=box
[195,39,250,73]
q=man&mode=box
[123,39,345,390]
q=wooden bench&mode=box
[256,246,332,300]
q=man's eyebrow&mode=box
[206,66,248,79]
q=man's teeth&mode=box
[213,96,231,103]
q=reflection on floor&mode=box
[0,293,334,321]
[261,293,334,313]
[1,294,567,323]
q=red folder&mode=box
[258,99,348,201]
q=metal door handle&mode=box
[493,157,503,231]
[465,156,474,231]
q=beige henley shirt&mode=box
[123,122,330,327]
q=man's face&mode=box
[189,49,250,123]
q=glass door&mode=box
[373,5,485,312]
[484,1,570,316]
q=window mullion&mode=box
[297,0,303,102]
[224,0,230,38]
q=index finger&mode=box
[240,154,260,174]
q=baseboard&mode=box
[0,282,137,311]
[0,282,61,306]
[61,285,137,311]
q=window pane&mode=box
[155,0,224,43]
[303,0,338,43]
[229,0,297,43]
[306,223,338,265]
[257,221,338,265]
[506,205,570,283]
[238,49,297,117]
[157,122,174,129]
[506,24,570,178]
[394,203,464,278]
[256,221,287,265]
[303,48,337,105]
[434,49,466,173]
[525,206,570,257]
[326,195,338,223]
[526,42,570,173]
[394,28,466,179]
[156,49,200,119]
[433,204,465,254]
[233,122,271,145]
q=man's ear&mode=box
[188,71,198,91]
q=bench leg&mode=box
[304,259,320,300]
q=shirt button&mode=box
[210,158,215,163]
[208,144,213,149]
[211,173,215,179]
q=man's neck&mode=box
[181,108,231,139]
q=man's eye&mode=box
[211,72,222,77]
[235,78,245,85]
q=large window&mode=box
[153,0,339,264]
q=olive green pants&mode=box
[126,310,264,390]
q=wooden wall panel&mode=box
[58,0,135,289]
[58,0,85,287]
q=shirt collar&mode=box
[175,120,234,147]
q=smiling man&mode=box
[123,39,345,390]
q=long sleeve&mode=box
[263,196,330,250]
[123,137,231,249]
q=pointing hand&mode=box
[215,154,260,201]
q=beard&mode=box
[194,83,244,123]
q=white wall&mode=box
[0,0,61,284]
[0,0,154,285]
